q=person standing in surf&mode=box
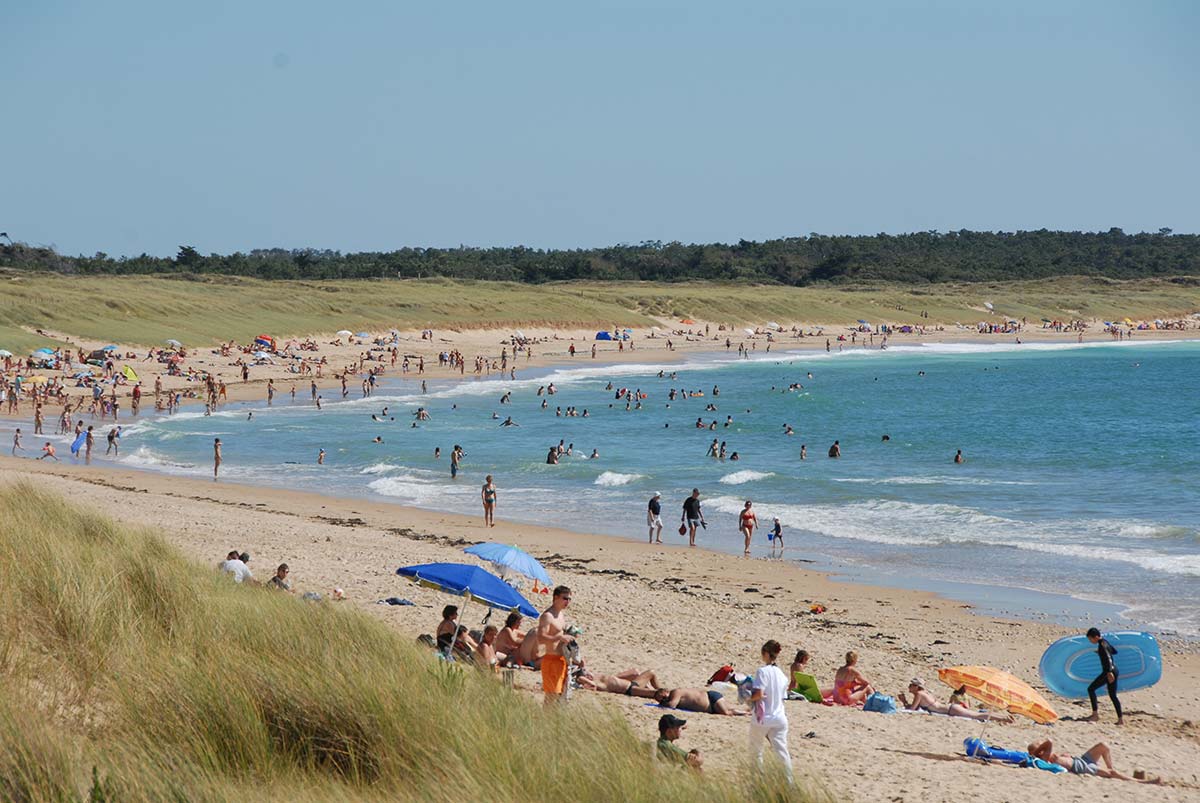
[481,474,497,527]
[681,489,705,547]
[739,500,758,556]
[1083,628,1124,725]
[647,492,663,544]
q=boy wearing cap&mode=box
[647,492,663,543]
[657,714,702,769]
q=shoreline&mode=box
[4,318,1198,421]
[1,456,1198,801]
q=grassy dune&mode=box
[0,483,809,802]
[1,270,1197,353]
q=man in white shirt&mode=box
[219,550,256,584]
[749,639,792,781]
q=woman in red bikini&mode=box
[739,500,758,556]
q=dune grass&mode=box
[1,270,1197,354]
[0,482,816,802]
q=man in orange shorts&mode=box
[537,586,575,704]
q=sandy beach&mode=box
[3,455,1197,802]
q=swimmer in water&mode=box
[828,440,841,458]
[373,436,384,443]
[500,416,519,427]
[317,449,325,464]
[954,449,964,464]
[800,444,807,460]
[589,449,599,459]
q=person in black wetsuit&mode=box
[1083,627,1124,725]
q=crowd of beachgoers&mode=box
[3,315,1198,794]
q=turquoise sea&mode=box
[46,340,1200,635]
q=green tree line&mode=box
[2,228,1197,284]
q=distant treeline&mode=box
[3,228,1198,284]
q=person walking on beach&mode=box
[213,438,222,479]
[537,585,576,705]
[11,428,23,456]
[749,639,792,782]
[769,517,783,552]
[739,500,758,556]
[681,489,705,547]
[481,474,497,527]
[647,491,663,543]
[1083,628,1124,725]
[84,426,94,464]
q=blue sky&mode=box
[2,1,1197,257]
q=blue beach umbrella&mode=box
[101,345,118,352]
[396,562,539,618]
[856,319,869,325]
[464,542,552,586]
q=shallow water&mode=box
[78,339,1200,634]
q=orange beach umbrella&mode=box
[938,666,1058,724]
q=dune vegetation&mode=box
[1,270,1197,355]
[0,483,811,802]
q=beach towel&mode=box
[790,672,823,703]
[963,738,1066,774]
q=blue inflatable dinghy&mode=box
[1038,631,1162,699]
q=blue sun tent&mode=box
[594,331,613,341]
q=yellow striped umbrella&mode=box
[938,666,1058,724]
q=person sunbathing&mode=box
[1027,739,1161,783]
[435,605,477,656]
[493,612,525,665]
[899,678,1014,723]
[514,624,543,669]
[576,668,662,698]
[832,651,873,705]
[787,649,832,700]
[475,626,500,669]
[654,687,745,716]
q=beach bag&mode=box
[707,665,735,684]
[863,692,897,714]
